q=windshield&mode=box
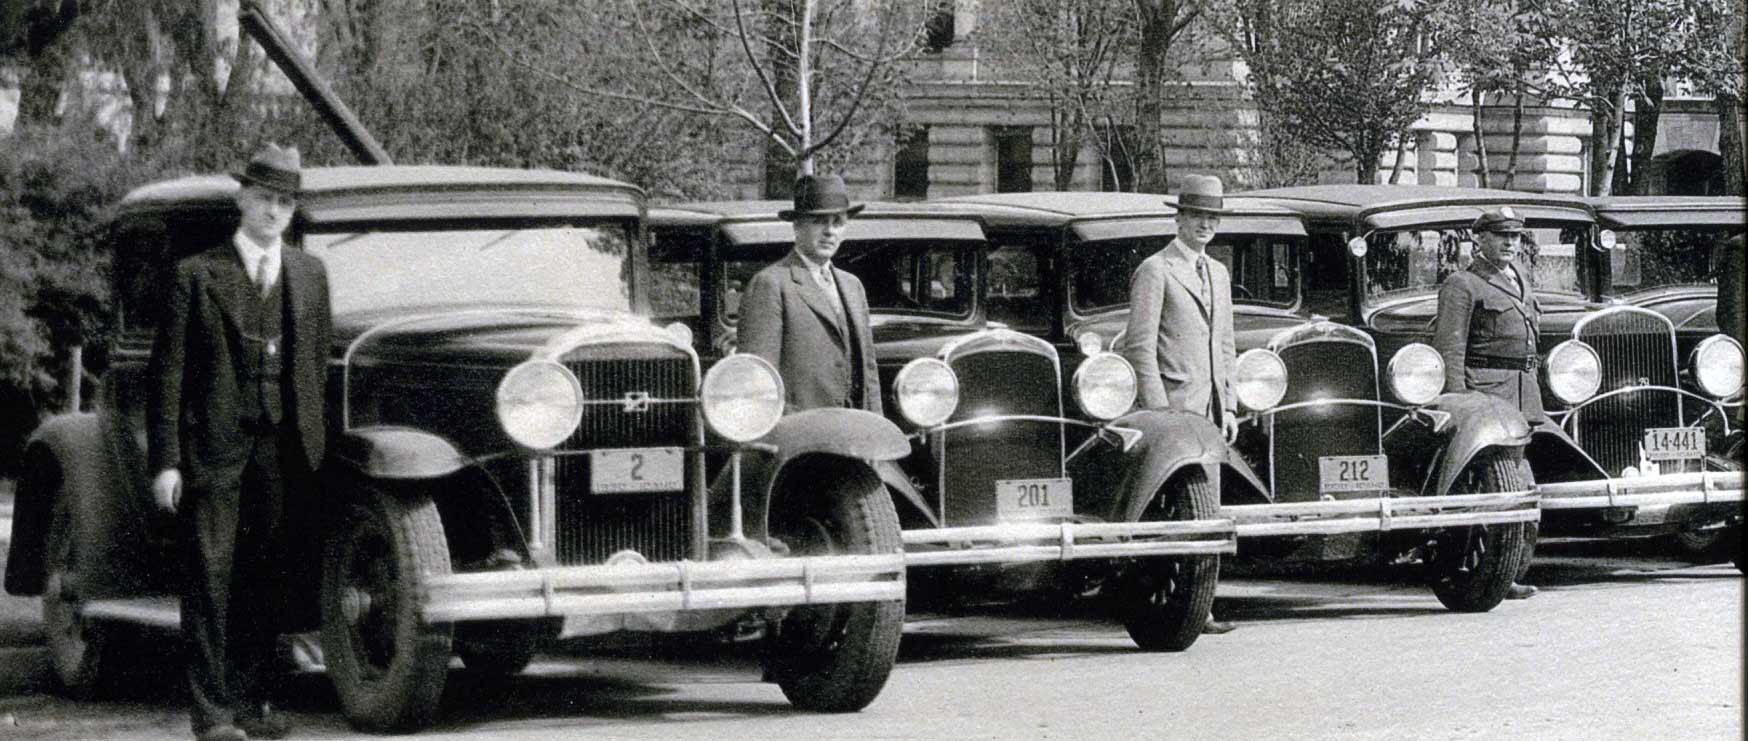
[1363,225,1591,301]
[1070,235,1303,313]
[305,222,640,315]
[1605,227,1739,296]
[710,240,978,324]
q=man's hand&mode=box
[152,468,182,514]
[1222,414,1239,445]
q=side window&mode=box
[112,217,172,339]
[647,229,705,319]
[840,242,973,316]
[1208,237,1301,306]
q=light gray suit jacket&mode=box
[737,251,883,415]
[1120,240,1236,419]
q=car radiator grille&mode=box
[941,350,1063,526]
[554,352,697,566]
[1270,342,1383,501]
[1574,312,1682,476]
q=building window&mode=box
[1099,124,1136,192]
[924,1,956,52]
[994,126,1033,193]
[894,126,930,200]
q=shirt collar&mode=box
[234,230,283,267]
[793,248,831,274]
[1166,238,1207,265]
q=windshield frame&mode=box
[1599,224,1741,300]
[1356,219,1597,309]
[1065,232,1307,319]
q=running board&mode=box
[81,597,181,630]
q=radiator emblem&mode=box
[621,391,652,413]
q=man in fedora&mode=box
[737,173,882,415]
[1431,206,1541,601]
[1120,173,1239,634]
[149,143,332,741]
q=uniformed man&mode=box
[1431,206,1540,601]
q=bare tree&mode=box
[1131,0,1203,192]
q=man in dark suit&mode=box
[1120,173,1239,635]
[1431,206,1540,601]
[737,174,882,415]
[148,144,332,741]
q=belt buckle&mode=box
[1523,355,1540,372]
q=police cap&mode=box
[1472,206,1525,234]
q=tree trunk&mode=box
[763,0,800,198]
[1132,7,1171,193]
[1053,102,1084,190]
[1471,88,1491,188]
[1387,129,1410,184]
[1504,86,1525,190]
[1626,78,1663,195]
[1717,92,1746,196]
[1594,87,1628,196]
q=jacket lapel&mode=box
[785,253,848,345]
[1163,249,1211,322]
[205,247,257,334]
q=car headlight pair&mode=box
[893,352,1143,428]
[496,353,788,449]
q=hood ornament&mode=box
[621,391,652,413]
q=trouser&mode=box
[181,427,295,733]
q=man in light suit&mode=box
[738,174,882,415]
[148,144,331,741]
[1120,173,1238,634]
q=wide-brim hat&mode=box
[778,174,865,221]
[231,143,302,195]
[1172,173,1228,215]
[1473,206,1525,233]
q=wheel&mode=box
[763,473,905,713]
[320,487,453,733]
[1669,526,1731,564]
[1427,451,1530,612]
[40,479,107,698]
[1118,468,1220,652]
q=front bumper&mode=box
[421,553,904,623]
[901,519,1237,567]
[1537,471,1744,511]
[1223,491,1540,538]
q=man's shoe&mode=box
[1505,583,1539,600]
[237,705,291,740]
[1202,618,1238,635]
[195,724,248,741]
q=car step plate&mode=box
[996,478,1073,521]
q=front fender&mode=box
[6,413,138,598]
[331,426,468,480]
[1525,418,1609,485]
[1081,409,1269,523]
[1419,392,1533,497]
[715,409,914,540]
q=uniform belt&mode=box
[1467,353,1539,371]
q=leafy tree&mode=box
[1437,0,1564,188]
[1223,0,1446,184]
[979,0,1136,190]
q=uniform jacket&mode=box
[737,251,883,415]
[1121,240,1236,418]
[148,242,333,488]
[1432,258,1544,420]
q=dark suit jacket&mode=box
[147,242,332,488]
[1432,258,1543,419]
[1121,241,1236,418]
[737,251,882,415]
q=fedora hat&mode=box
[232,143,302,195]
[778,174,865,221]
[1173,174,1228,215]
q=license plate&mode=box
[1643,427,1704,462]
[590,448,684,494]
[1318,455,1389,493]
[996,478,1073,521]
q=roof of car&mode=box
[1585,195,1746,229]
[648,200,987,246]
[650,199,974,224]
[1244,184,1595,228]
[119,166,645,223]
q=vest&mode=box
[238,279,287,426]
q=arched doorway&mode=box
[1650,149,1726,195]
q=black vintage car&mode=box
[929,191,1540,612]
[1250,185,1744,568]
[4,168,912,731]
[649,200,1237,651]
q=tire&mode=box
[1669,527,1731,564]
[1427,451,1530,612]
[321,487,453,733]
[41,481,107,698]
[763,473,905,713]
[1118,468,1220,652]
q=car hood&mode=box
[1068,305,1312,354]
[1367,291,1604,342]
[333,304,680,367]
[871,316,988,362]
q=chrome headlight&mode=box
[1234,348,1289,411]
[496,360,583,449]
[702,354,785,443]
[1073,352,1137,421]
[895,358,959,428]
[1386,343,1446,406]
[1545,340,1602,405]
[1691,334,1745,399]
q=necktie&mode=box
[817,265,846,326]
[1194,255,1212,320]
[254,253,274,297]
